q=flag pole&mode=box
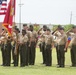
[12,0,16,32]
[13,15,15,27]
[19,0,24,31]
[14,0,16,27]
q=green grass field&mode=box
[0,48,76,75]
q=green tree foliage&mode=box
[64,24,74,32]
[52,24,75,32]
[34,25,40,31]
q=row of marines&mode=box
[0,24,76,68]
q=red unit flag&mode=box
[2,0,16,35]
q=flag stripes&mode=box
[0,0,7,15]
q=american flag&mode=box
[0,0,7,15]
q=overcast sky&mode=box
[0,0,76,25]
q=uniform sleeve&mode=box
[51,36,54,43]
[54,31,61,37]
[12,33,17,41]
[34,31,38,39]
[64,35,67,43]
[27,31,31,39]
